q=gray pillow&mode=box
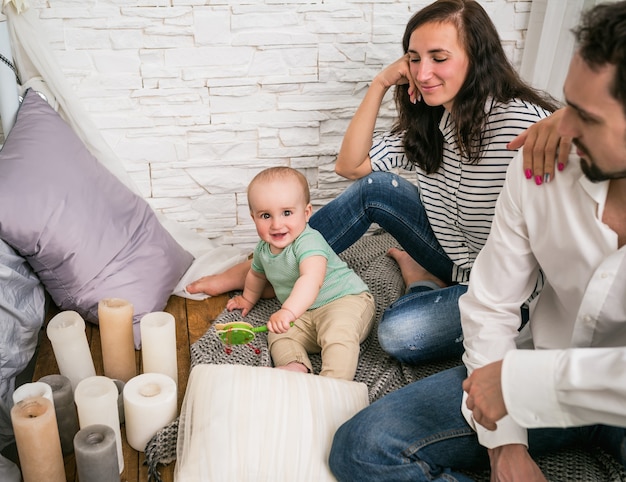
[0,238,45,451]
[0,89,194,348]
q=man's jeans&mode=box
[329,366,625,481]
[310,172,464,363]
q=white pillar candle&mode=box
[11,397,65,482]
[12,381,53,405]
[140,312,178,385]
[98,298,137,383]
[123,373,177,452]
[74,376,124,473]
[46,311,96,390]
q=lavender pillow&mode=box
[0,89,193,348]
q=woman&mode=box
[188,0,559,364]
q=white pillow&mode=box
[175,364,369,482]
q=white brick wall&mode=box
[31,0,532,251]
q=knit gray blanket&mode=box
[145,231,626,482]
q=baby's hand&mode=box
[226,295,254,317]
[267,309,295,333]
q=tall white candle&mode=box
[123,373,177,452]
[140,312,178,385]
[46,311,96,390]
[12,382,53,405]
[98,298,137,382]
[74,376,124,473]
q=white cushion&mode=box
[175,364,369,481]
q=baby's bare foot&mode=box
[186,275,228,296]
[186,260,253,296]
[276,362,309,374]
[387,248,446,289]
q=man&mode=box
[328,2,626,480]
[463,348,626,431]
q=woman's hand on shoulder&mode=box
[507,108,572,185]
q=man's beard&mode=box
[576,140,626,182]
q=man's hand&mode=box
[463,360,506,430]
[507,108,571,185]
[488,445,547,482]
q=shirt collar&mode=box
[438,110,453,141]
[578,167,610,209]
[438,97,496,143]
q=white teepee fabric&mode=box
[0,1,248,299]
[520,0,619,102]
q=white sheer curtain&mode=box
[520,0,617,102]
[0,13,18,137]
[0,1,248,299]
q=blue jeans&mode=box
[378,284,467,363]
[310,172,463,363]
[310,172,453,282]
[329,366,625,481]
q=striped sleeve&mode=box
[369,131,416,172]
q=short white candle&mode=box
[98,298,137,383]
[46,311,96,390]
[123,373,177,452]
[12,381,54,405]
[74,376,124,473]
[140,312,178,385]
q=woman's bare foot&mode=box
[276,362,309,374]
[186,259,252,296]
[387,247,446,289]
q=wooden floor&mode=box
[32,293,230,482]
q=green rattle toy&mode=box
[215,321,269,345]
[214,321,295,346]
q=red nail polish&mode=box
[558,163,564,171]
[535,175,543,186]
[525,169,532,179]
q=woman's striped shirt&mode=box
[369,99,551,283]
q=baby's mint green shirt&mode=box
[251,225,369,308]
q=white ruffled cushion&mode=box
[175,364,369,482]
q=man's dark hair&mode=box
[574,1,626,112]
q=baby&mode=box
[226,166,375,381]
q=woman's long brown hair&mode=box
[393,0,559,173]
